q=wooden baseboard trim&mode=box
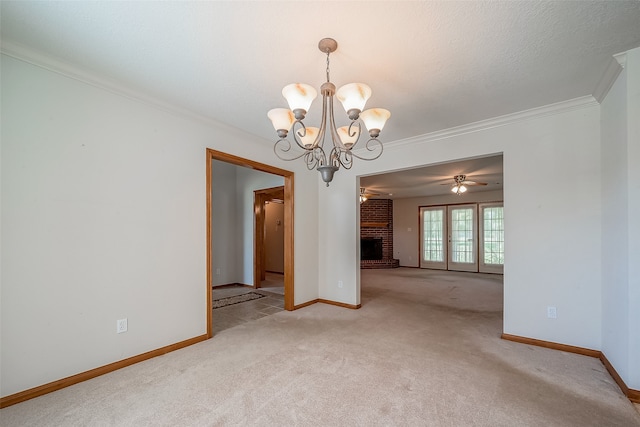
[292,299,361,310]
[501,333,640,403]
[501,333,600,358]
[0,334,208,409]
[318,299,361,309]
[600,352,640,403]
[292,299,318,310]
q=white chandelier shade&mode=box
[337,126,358,147]
[336,83,372,116]
[282,83,317,113]
[266,108,295,136]
[298,126,319,148]
[267,38,390,186]
[361,108,391,135]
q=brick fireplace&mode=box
[360,199,400,269]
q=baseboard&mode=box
[501,333,600,358]
[599,352,640,404]
[318,299,361,309]
[501,333,639,404]
[293,299,318,310]
[0,334,208,409]
[292,299,361,310]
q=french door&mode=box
[420,203,503,273]
[448,204,478,272]
[420,207,447,270]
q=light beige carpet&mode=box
[1,268,638,426]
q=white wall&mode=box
[318,98,603,350]
[601,47,640,390]
[235,167,283,284]
[394,189,504,267]
[626,49,640,391]
[210,162,284,285]
[0,53,319,397]
[211,160,239,285]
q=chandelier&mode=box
[267,38,390,186]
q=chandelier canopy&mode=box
[267,38,390,186]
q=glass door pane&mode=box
[420,206,446,270]
[448,205,478,272]
[479,203,504,274]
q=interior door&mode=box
[447,204,478,272]
[420,206,447,270]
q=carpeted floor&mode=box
[1,268,638,426]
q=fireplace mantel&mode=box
[361,222,388,228]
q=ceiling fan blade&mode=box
[462,180,487,186]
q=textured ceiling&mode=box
[1,1,639,197]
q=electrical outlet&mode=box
[216,268,221,276]
[547,306,557,319]
[117,318,128,333]
[338,280,344,289]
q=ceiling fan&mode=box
[359,187,392,203]
[444,174,488,195]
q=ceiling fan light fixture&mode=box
[452,184,467,194]
[359,187,368,204]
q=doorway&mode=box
[254,186,285,291]
[206,149,294,338]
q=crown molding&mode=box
[385,95,599,151]
[0,41,265,142]
[593,54,625,103]
[614,51,627,68]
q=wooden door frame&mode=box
[254,186,285,287]
[206,149,294,338]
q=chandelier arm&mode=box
[347,120,361,146]
[346,137,384,161]
[291,120,314,151]
[273,138,316,162]
[303,150,319,170]
[326,144,353,170]
[316,95,328,151]
[313,146,328,167]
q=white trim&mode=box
[593,55,624,103]
[384,95,598,151]
[614,51,627,68]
